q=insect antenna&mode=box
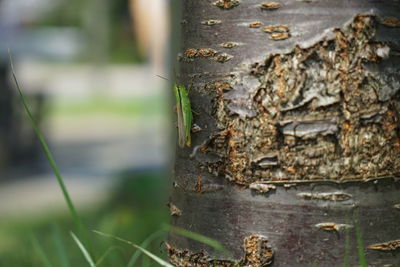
[156,74,169,81]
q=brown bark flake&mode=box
[182,48,233,63]
[184,48,198,58]
[194,176,204,193]
[213,53,234,63]
[166,243,236,267]
[249,22,263,28]
[381,17,400,27]
[201,20,222,26]
[249,183,276,193]
[213,0,240,10]
[219,42,240,49]
[297,192,352,201]
[262,25,291,40]
[168,203,183,216]
[198,48,218,57]
[314,222,353,232]
[262,25,290,33]
[366,240,400,251]
[242,234,274,266]
[268,32,291,41]
[260,2,282,10]
[166,234,273,266]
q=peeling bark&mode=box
[206,14,400,185]
[170,0,400,266]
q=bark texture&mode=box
[169,0,400,266]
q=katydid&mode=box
[173,84,192,148]
[156,74,193,148]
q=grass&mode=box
[0,172,170,267]
[127,230,165,266]
[343,218,351,267]
[71,232,95,267]
[51,225,70,267]
[6,53,375,267]
[10,53,91,252]
[93,230,174,267]
[7,50,243,267]
[30,235,53,267]
[354,213,368,267]
[165,225,228,255]
[49,97,165,118]
[6,53,171,266]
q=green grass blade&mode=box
[127,230,165,267]
[163,224,227,253]
[343,217,350,267]
[353,214,368,267]
[142,255,151,267]
[8,51,90,251]
[95,246,122,266]
[71,232,95,267]
[92,230,173,267]
[52,225,70,267]
[30,235,53,267]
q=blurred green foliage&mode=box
[48,97,165,117]
[34,0,84,27]
[35,0,143,63]
[0,172,170,267]
[2,7,168,264]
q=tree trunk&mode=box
[168,0,400,266]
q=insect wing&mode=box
[174,85,186,148]
[179,86,192,147]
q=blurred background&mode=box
[0,0,174,265]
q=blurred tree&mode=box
[35,0,141,63]
[0,62,14,171]
[168,1,400,266]
[0,62,44,177]
[129,0,169,73]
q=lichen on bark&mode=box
[203,14,400,185]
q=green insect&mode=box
[173,84,192,148]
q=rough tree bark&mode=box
[168,0,400,266]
